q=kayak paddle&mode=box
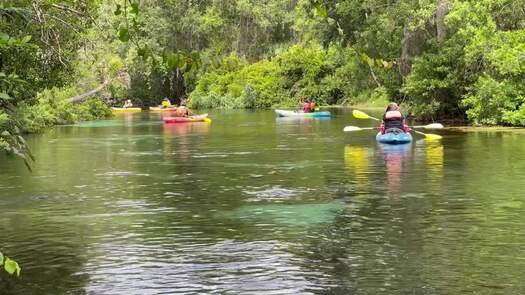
[204,118,212,123]
[350,109,443,140]
[352,109,380,121]
[343,126,378,132]
[344,123,442,132]
[410,123,444,129]
[412,130,442,140]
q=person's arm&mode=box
[402,116,410,132]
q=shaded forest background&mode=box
[2,0,525,161]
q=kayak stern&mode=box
[376,129,412,144]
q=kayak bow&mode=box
[150,106,178,112]
[163,114,209,123]
[111,107,142,113]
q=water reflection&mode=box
[163,122,210,136]
[423,141,444,184]
[378,143,411,195]
[275,116,330,135]
[162,122,210,160]
[4,110,525,294]
[225,201,346,227]
[344,145,371,191]
[83,240,329,294]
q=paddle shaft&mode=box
[353,109,442,139]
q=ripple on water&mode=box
[243,185,306,201]
[82,240,330,295]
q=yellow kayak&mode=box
[149,106,178,112]
[112,107,142,113]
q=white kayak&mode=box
[275,110,331,117]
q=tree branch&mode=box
[49,3,100,29]
[70,79,111,104]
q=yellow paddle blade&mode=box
[425,133,442,140]
[204,118,212,123]
[352,110,370,119]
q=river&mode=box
[1,109,525,294]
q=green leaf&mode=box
[130,2,139,15]
[4,257,21,277]
[137,45,150,60]
[313,1,328,18]
[0,92,11,100]
[360,53,369,63]
[367,57,374,67]
[114,4,122,15]
[20,35,31,43]
[166,53,182,70]
[0,32,9,42]
[118,27,130,42]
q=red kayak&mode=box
[163,114,210,123]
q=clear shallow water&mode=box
[1,109,525,294]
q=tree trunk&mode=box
[436,0,450,42]
[399,26,426,77]
[171,68,186,103]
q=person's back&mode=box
[175,106,191,117]
[381,103,408,133]
[123,100,133,108]
[303,98,314,113]
[302,102,311,113]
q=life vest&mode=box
[161,100,171,108]
[303,102,312,113]
[176,106,189,117]
[382,111,407,133]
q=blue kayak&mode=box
[275,110,331,117]
[376,128,412,144]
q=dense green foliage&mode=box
[0,1,111,165]
[3,0,525,167]
[116,0,524,125]
[189,43,389,109]
[18,88,113,133]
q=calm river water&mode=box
[1,109,525,294]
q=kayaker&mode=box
[180,96,188,107]
[123,99,133,108]
[380,102,410,134]
[309,98,316,112]
[175,105,192,117]
[303,98,314,113]
[161,98,172,109]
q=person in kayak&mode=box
[179,96,188,107]
[175,105,192,117]
[302,98,314,113]
[380,102,410,134]
[161,98,172,108]
[123,99,133,108]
